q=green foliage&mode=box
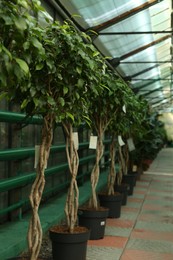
[131,110,167,162]
[0,0,32,87]
[0,1,104,126]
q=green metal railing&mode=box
[0,110,111,218]
[0,110,43,124]
[0,145,110,217]
[0,151,108,193]
[0,143,89,161]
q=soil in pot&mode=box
[78,207,109,240]
[98,192,123,218]
[49,225,90,260]
[114,183,129,205]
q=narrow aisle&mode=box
[121,147,173,259]
[146,148,173,175]
[87,148,173,260]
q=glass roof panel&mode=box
[61,0,147,28]
[57,0,172,110]
[117,46,158,75]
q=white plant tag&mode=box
[89,135,97,149]
[118,135,125,146]
[73,132,79,150]
[122,104,126,113]
[127,138,135,151]
[100,221,105,226]
[34,145,40,168]
[34,145,47,169]
[133,165,137,172]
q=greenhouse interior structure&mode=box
[0,0,173,259]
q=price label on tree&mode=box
[89,135,98,149]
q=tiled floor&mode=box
[87,148,173,260]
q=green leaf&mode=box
[48,96,56,106]
[21,99,29,109]
[76,66,82,74]
[66,112,74,121]
[75,92,80,99]
[0,92,7,101]
[30,87,36,97]
[77,78,84,88]
[59,97,65,106]
[31,37,44,52]
[63,86,68,95]
[2,45,12,60]
[93,51,100,57]
[14,17,27,31]
[36,63,44,70]
[15,58,29,74]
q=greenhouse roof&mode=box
[47,0,173,113]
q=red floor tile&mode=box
[128,197,143,203]
[143,204,163,211]
[145,195,159,200]
[134,190,146,194]
[122,207,139,213]
[88,236,127,248]
[107,218,134,228]
[138,213,163,222]
[131,229,173,242]
[121,249,173,260]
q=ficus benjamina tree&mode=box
[0,1,104,259]
[107,87,146,192]
[87,71,132,209]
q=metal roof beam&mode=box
[121,61,171,64]
[99,30,172,35]
[128,64,159,78]
[88,0,164,33]
[132,78,171,81]
[120,35,170,60]
[132,80,160,92]
[151,98,171,106]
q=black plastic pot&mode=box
[122,174,136,195]
[98,193,123,218]
[49,226,90,260]
[128,171,138,186]
[78,207,109,240]
[114,183,129,205]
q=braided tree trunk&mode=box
[117,144,124,185]
[124,144,129,175]
[89,129,104,209]
[107,134,116,195]
[63,123,79,233]
[28,114,54,260]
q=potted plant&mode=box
[44,19,105,260]
[0,1,55,259]
[131,109,167,172]
[1,2,102,259]
[78,72,130,236]
[112,93,146,196]
[106,83,134,206]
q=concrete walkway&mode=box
[87,148,173,260]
